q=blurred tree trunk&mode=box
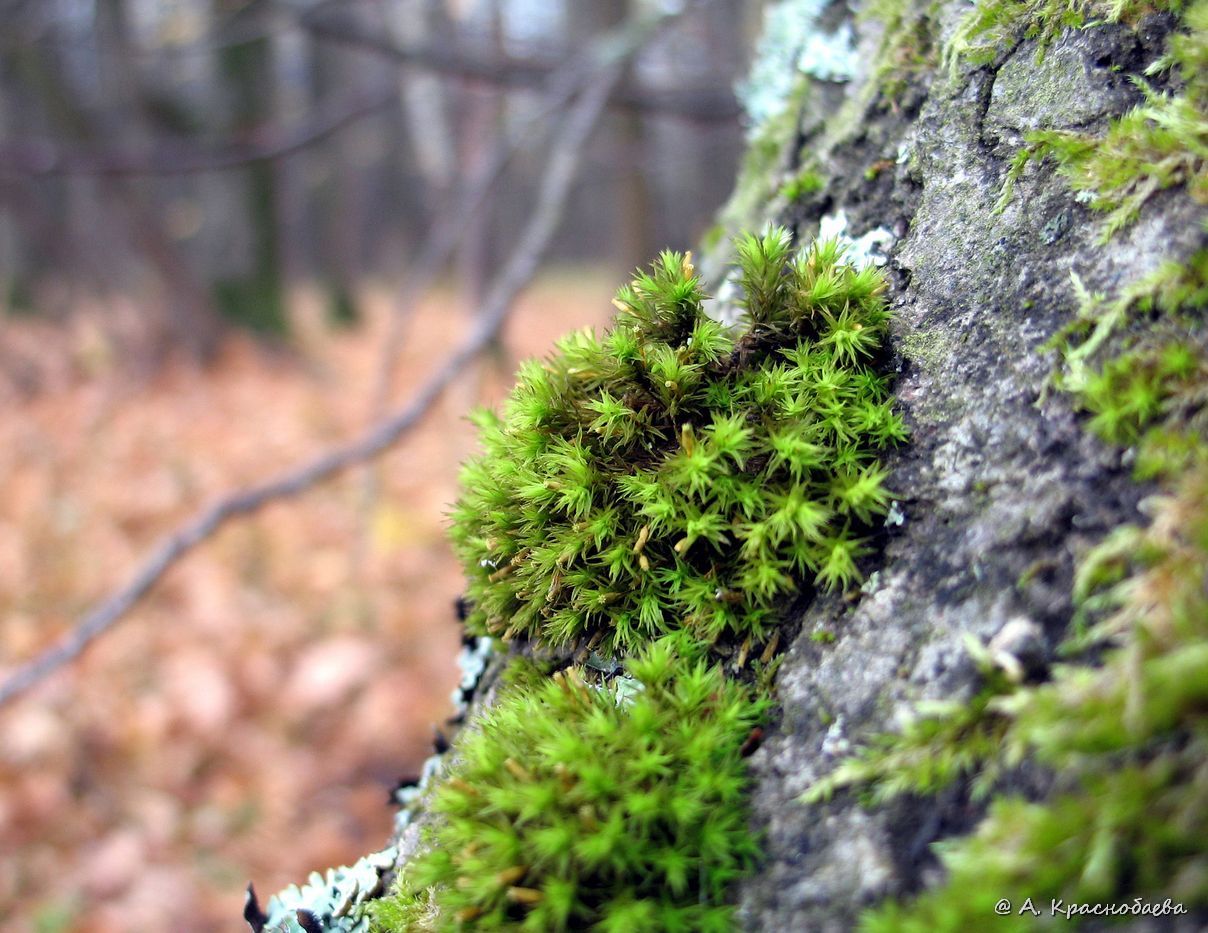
[20,3,224,360]
[213,0,287,336]
[568,0,651,269]
[391,0,457,213]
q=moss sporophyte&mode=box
[450,227,904,658]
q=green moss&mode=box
[995,0,1207,240]
[852,464,1208,930]
[801,667,1017,809]
[1081,342,1188,445]
[806,465,1208,932]
[698,223,726,254]
[1040,240,1208,488]
[861,0,943,106]
[803,13,1208,904]
[808,198,1208,932]
[778,167,826,202]
[946,0,1087,70]
[945,0,1185,73]
[451,229,904,655]
[371,638,765,932]
[1043,236,1207,402]
[716,77,811,236]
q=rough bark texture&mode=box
[728,2,1204,929]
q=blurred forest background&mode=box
[0,0,763,929]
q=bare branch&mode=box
[0,88,396,178]
[0,54,626,709]
[301,6,739,122]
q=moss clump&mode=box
[450,229,903,654]
[861,0,943,106]
[371,638,765,932]
[778,167,826,202]
[806,222,1208,929]
[1078,338,1208,478]
[801,668,1017,809]
[1041,235,1208,485]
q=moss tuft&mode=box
[807,201,1208,929]
[371,638,765,932]
[861,0,943,105]
[945,0,1186,73]
[778,167,827,202]
[801,670,1017,808]
[450,229,904,654]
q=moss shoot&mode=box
[840,464,1208,931]
[450,229,903,655]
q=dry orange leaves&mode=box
[0,272,614,932]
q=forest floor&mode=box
[0,271,616,933]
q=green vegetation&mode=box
[451,228,903,655]
[362,229,904,932]
[993,0,1207,241]
[778,167,826,202]
[846,463,1208,931]
[1047,237,1208,481]
[946,0,1094,69]
[861,0,943,105]
[802,665,1017,808]
[1078,337,1208,478]
[803,381,1208,931]
[1049,244,1208,395]
[801,2,1208,905]
[370,638,765,932]
[807,255,1208,928]
[944,0,1186,71]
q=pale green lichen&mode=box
[738,0,860,134]
[898,328,954,374]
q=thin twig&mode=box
[0,54,626,709]
[0,88,396,178]
[366,10,668,424]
